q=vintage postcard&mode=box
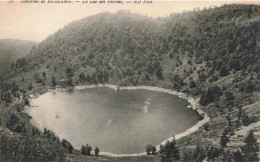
[0,0,259,161]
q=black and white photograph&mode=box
[0,0,259,161]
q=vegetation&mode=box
[94,147,100,156]
[220,130,230,147]
[51,75,56,87]
[159,137,181,161]
[0,4,259,162]
[0,39,36,73]
[61,139,74,154]
[181,131,259,162]
[146,144,157,155]
[81,144,93,156]
[241,130,259,161]
[0,126,66,161]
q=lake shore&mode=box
[74,84,210,157]
[26,84,210,157]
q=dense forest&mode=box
[0,39,36,73]
[0,4,259,162]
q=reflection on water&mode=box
[29,88,200,154]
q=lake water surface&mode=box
[28,87,200,154]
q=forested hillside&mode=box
[0,39,36,72]
[0,4,259,162]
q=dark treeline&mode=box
[145,130,259,162]
[0,126,66,161]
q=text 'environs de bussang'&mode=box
[20,0,152,4]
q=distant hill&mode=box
[0,39,37,72]
[8,4,258,88]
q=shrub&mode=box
[95,147,99,156]
[25,98,30,105]
[28,83,33,90]
[146,144,152,155]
